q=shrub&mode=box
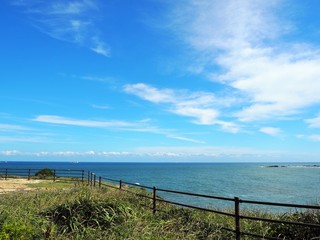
[35,168,54,179]
[43,198,135,234]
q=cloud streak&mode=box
[33,115,134,128]
[33,115,204,143]
[0,124,33,132]
[305,114,320,128]
[297,134,320,142]
[12,0,109,57]
[0,136,46,143]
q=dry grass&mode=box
[0,178,46,194]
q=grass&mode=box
[26,179,82,189]
[0,180,319,239]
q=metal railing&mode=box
[0,168,85,183]
[87,171,320,240]
[1,168,319,239]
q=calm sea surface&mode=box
[1,162,319,209]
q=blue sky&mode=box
[1,0,320,162]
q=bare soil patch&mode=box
[0,178,45,194]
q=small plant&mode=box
[0,221,40,240]
[35,168,54,179]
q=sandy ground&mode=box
[0,178,44,194]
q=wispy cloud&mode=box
[305,114,320,128]
[0,136,46,143]
[33,115,204,143]
[297,134,320,142]
[33,115,134,128]
[124,83,239,132]
[166,0,320,122]
[90,37,110,57]
[91,104,110,110]
[259,127,282,137]
[166,134,205,144]
[80,75,117,85]
[12,0,109,57]
[0,124,32,132]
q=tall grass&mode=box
[0,182,319,239]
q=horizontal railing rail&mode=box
[93,174,320,240]
[0,168,84,182]
[157,187,235,201]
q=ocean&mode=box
[1,161,319,210]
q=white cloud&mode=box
[259,127,281,136]
[0,124,32,132]
[12,0,109,57]
[81,75,116,83]
[33,115,204,143]
[305,114,320,128]
[91,104,110,110]
[169,0,285,52]
[220,46,320,121]
[2,147,318,161]
[215,120,241,134]
[297,134,320,142]
[50,0,97,15]
[133,146,286,157]
[0,147,284,158]
[167,0,320,122]
[124,83,239,130]
[172,107,218,125]
[166,134,205,144]
[90,38,110,57]
[124,83,176,104]
[0,150,21,156]
[0,150,131,157]
[0,136,45,143]
[33,115,135,128]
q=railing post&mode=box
[99,176,102,189]
[28,169,31,180]
[119,180,122,190]
[5,168,7,180]
[91,173,93,187]
[88,171,90,186]
[235,197,241,240]
[53,169,56,182]
[153,187,157,214]
[81,170,84,184]
[93,174,96,187]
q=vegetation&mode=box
[35,168,54,179]
[0,180,319,239]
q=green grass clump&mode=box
[265,210,320,239]
[44,198,136,234]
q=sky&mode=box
[1,0,320,162]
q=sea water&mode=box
[1,162,319,210]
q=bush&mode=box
[43,199,135,233]
[35,168,54,179]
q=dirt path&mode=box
[0,178,45,194]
